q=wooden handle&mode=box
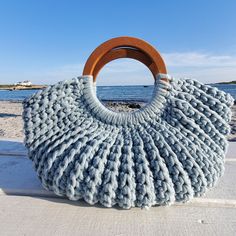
[83,36,167,82]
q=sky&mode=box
[0,0,236,86]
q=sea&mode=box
[0,84,235,102]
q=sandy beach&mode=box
[0,100,236,141]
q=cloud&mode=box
[2,52,236,85]
[1,63,85,85]
[41,63,84,83]
[97,52,236,85]
[96,59,154,85]
[163,52,236,67]
[162,52,236,84]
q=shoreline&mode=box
[0,100,236,142]
[0,85,47,91]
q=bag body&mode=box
[23,37,234,209]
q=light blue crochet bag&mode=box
[23,37,234,209]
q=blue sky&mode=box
[0,0,236,85]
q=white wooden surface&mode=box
[0,139,236,236]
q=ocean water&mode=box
[0,84,235,102]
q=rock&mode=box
[128,103,141,109]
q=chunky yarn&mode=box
[23,74,234,209]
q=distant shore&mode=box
[0,100,235,142]
[215,80,236,85]
[0,85,47,90]
[1,80,236,90]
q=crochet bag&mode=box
[23,37,234,209]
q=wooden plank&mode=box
[203,161,236,200]
[0,139,26,156]
[0,140,235,235]
[0,195,235,236]
[0,155,236,204]
[226,143,236,160]
[0,155,53,197]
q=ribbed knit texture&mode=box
[23,74,234,209]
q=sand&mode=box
[0,101,24,140]
[0,100,236,141]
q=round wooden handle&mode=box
[83,36,167,82]
[93,48,159,80]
